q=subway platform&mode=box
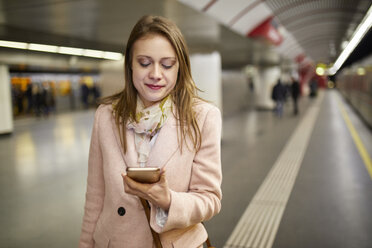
[0,89,371,248]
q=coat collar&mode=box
[146,111,179,168]
[112,109,179,169]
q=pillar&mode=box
[0,65,13,134]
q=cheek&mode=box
[168,68,179,86]
[132,66,146,83]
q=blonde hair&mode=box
[101,15,202,153]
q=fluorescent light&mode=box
[0,40,28,49]
[58,46,84,56]
[29,43,58,53]
[328,5,372,75]
[83,49,104,58]
[103,51,123,60]
[0,40,122,60]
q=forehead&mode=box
[132,34,176,58]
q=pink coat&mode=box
[79,101,222,248]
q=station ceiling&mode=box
[0,0,371,69]
[266,0,371,64]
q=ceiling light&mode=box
[83,49,104,58]
[103,52,123,60]
[58,46,84,56]
[316,67,325,76]
[29,43,58,53]
[0,39,122,60]
[357,67,366,75]
[0,40,28,49]
[328,5,372,75]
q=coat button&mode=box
[117,207,126,216]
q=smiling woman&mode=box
[79,15,222,248]
[131,34,179,108]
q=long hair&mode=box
[101,15,202,153]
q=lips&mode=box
[146,84,164,90]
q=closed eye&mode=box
[140,62,151,67]
[162,64,173,69]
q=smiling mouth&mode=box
[146,84,164,90]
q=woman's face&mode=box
[131,34,179,108]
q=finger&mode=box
[158,171,169,185]
[123,176,139,192]
[123,180,147,198]
[158,172,165,183]
[122,176,134,194]
[124,175,141,188]
[124,175,152,196]
[122,174,141,195]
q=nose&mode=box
[149,64,162,81]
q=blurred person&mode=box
[91,83,101,107]
[290,77,300,115]
[11,84,18,115]
[41,82,51,116]
[247,77,254,93]
[14,84,24,115]
[271,79,286,118]
[309,78,318,98]
[32,83,41,116]
[80,81,90,108]
[46,82,56,114]
[25,83,33,113]
[79,15,222,248]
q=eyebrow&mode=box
[136,55,177,60]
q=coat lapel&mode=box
[111,116,138,168]
[146,111,179,168]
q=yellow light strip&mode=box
[0,39,123,61]
[338,98,372,180]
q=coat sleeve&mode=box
[151,105,222,233]
[79,107,105,248]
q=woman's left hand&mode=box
[122,171,171,211]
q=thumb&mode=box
[159,170,167,183]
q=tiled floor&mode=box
[0,90,371,248]
[0,110,94,248]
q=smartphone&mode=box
[126,167,161,184]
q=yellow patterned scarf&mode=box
[127,95,172,166]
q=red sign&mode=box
[247,17,283,46]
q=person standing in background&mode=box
[309,78,318,98]
[25,83,33,114]
[271,79,286,118]
[291,77,300,115]
[80,82,90,109]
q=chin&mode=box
[143,96,165,104]
[146,93,167,101]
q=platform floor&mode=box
[0,89,371,248]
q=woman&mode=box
[79,15,222,248]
